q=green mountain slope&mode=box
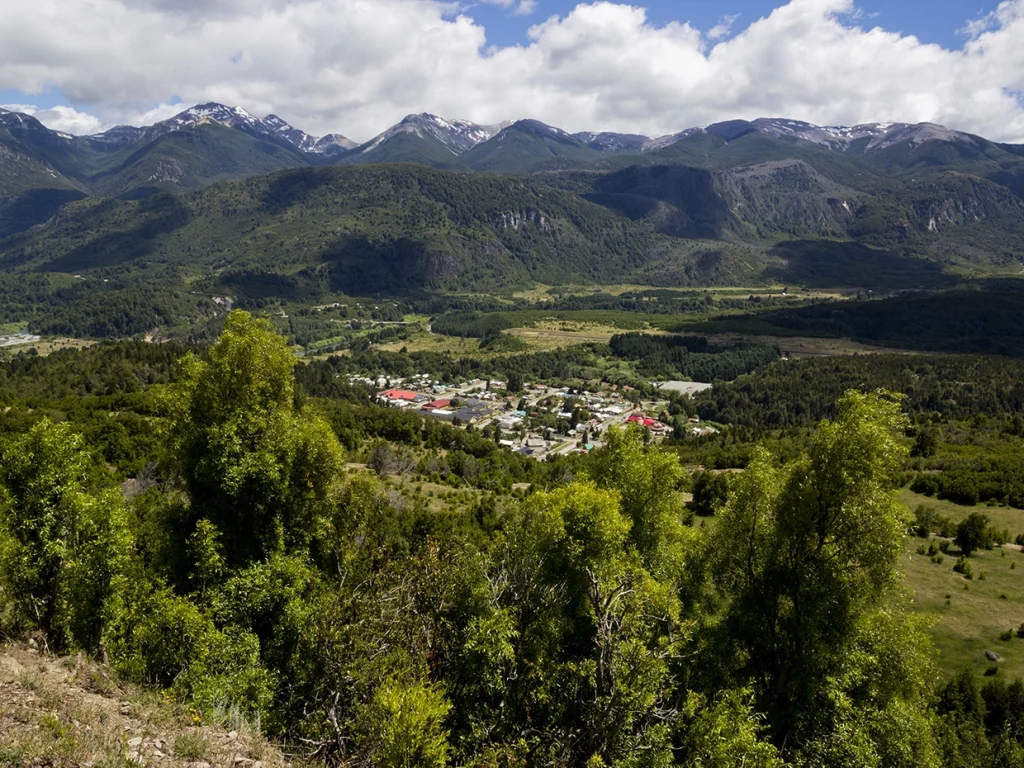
[0,164,724,297]
[462,121,603,174]
[82,124,310,198]
[337,131,466,170]
[0,140,88,237]
[7,157,1023,301]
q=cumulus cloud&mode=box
[1,0,1024,142]
[0,103,105,135]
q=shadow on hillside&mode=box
[37,193,190,273]
[322,234,436,296]
[754,288,1024,356]
[584,165,732,239]
[0,188,89,238]
[763,240,960,290]
[215,266,328,301]
[260,168,337,214]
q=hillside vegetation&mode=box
[4,311,1023,767]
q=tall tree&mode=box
[171,310,343,566]
[711,391,939,763]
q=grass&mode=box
[0,337,95,358]
[902,536,1024,680]
[0,645,287,768]
[172,731,210,759]
[509,282,855,301]
[377,330,483,354]
[701,332,911,358]
[899,489,1024,535]
[898,490,1024,679]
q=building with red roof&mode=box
[422,398,452,411]
[381,389,418,401]
[626,414,658,428]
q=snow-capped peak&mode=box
[359,113,510,156]
[0,108,49,133]
[573,132,651,152]
[264,113,320,152]
[749,117,974,151]
[160,102,262,133]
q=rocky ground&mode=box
[0,643,289,768]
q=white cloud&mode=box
[0,103,105,134]
[514,0,538,15]
[1,0,1024,143]
[708,13,740,41]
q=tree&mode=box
[955,512,991,557]
[0,419,133,652]
[357,677,452,768]
[911,427,939,458]
[711,391,938,760]
[590,424,691,577]
[692,471,730,516]
[171,311,343,566]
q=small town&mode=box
[354,373,719,460]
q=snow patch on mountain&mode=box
[573,131,649,152]
[360,113,511,156]
[641,127,704,151]
[750,118,976,150]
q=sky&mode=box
[2,0,1024,143]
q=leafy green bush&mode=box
[953,557,974,579]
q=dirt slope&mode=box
[0,643,289,768]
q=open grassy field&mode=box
[376,330,483,354]
[510,283,855,302]
[902,537,1024,680]
[899,490,1024,535]
[898,490,1024,680]
[0,337,94,358]
[505,320,622,350]
[703,332,921,358]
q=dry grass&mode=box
[0,337,94,358]
[0,644,290,767]
[376,332,482,354]
[701,332,916,358]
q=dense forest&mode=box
[2,312,1024,766]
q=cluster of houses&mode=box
[378,388,498,424]
[362,374,704,460]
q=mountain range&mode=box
[5,102,1024,205]
[3,101,1024,336]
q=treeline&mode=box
[302,343,642,390]
[694,354,1024,427]
[609,332,779,382]
[0,270,217,339]
[3,311,1019,766]
[0,340,188,401]
[702,284,1024,357]
[912,461,1024,508]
